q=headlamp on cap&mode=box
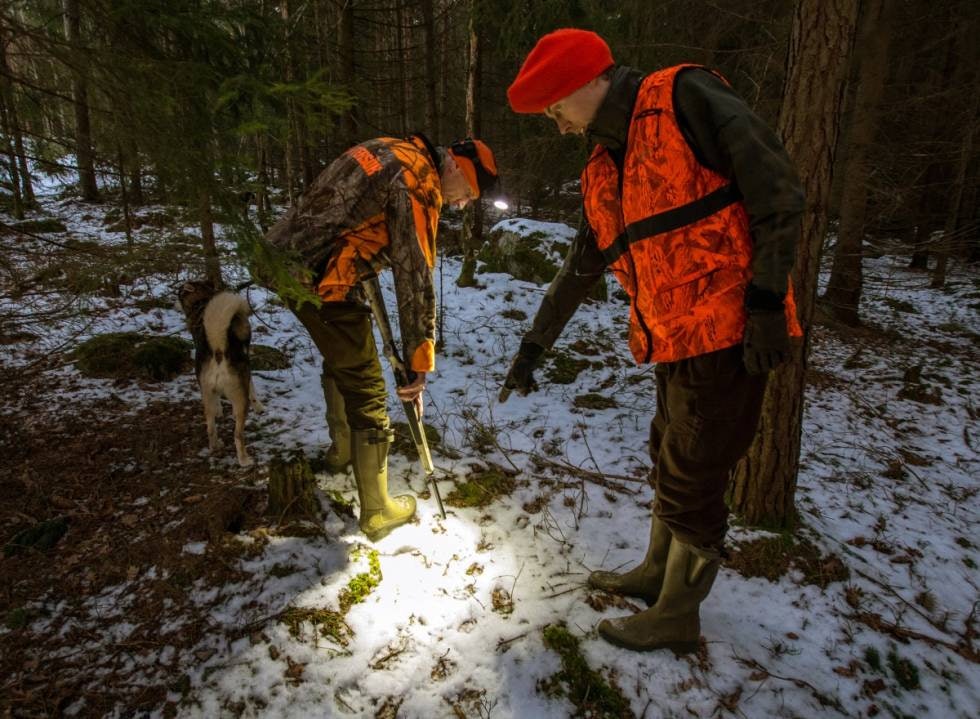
[449,138,511,211]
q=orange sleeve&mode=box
[410,339,436,373]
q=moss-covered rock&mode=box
[478,230,560,284]
[73,332,191,380]
[446,466,516,508]
[251,344,290,371]
[132,336,193,380]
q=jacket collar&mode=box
[408,132,442,173]
[586,65,645,153]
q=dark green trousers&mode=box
[291,301,389,431]
[650,345,767,549]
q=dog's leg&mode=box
[249,377,264,413]
[203,389,223,452]
[231,391,254,467]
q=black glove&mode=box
[742,310,790,375]
[503,340,545,397]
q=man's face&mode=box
[441,157,478,209]
[543,77,607,135]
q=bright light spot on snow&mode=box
[493,199,509,210]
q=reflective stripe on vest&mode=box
[599,183,743,266]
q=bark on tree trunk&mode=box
[63,0,99,201]
[339,0,357,150]
[421,0,438,141]
[199,184,222,288]
[823,0,891,326]
[930,76,979,289]
[0,27,32,210]
[728,0,859,529]
[457,1,482,289]
[395,1,408,135]
[0,91,24,220]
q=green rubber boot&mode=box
[597,540,721,654]
[588,513,671,605]
[352,427,416,540]
[322,373,351,473]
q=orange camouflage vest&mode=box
[582,64,802,364]
[317,135,441,301]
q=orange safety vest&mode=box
[582,65,802,364]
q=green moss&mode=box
[338,549,382,612]
[573,393,618,410]
[545,350,591,385]
[4,607,36,630]
[539,623,632,718]
[250,344,290,370]
[883,297,917,314]
[727,532,849,588]
[390,421,442,458]
[446,467,516,508]
[132,336,192,380]
[15,217,67,233]
[4,517,69,557]
[269,563,299,578]
[73,332,190,380]
[280,607,353,647]
[478,231,559,284]
[864,646,883,672]
[887,650,920,690]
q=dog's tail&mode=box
[203,292,251,358]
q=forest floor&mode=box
[1,185,979,719]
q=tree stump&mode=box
[268,454,319,520]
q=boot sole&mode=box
[360,516,413,542]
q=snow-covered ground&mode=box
[1,183,978,718]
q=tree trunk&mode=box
[268,455,319,520]
[63,0,99,201]
[822,0,891,326]
[0,90,24,220]
[281,0,299,204]
[199,184,222,287]
[930,75,979,289]
[0,26,32,210]
[421,0,438,141]
[395,1,408,135]
[338,0,357,149]
[728,0,859,528]
[456,1,482,288]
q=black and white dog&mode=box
[178,280,263,467]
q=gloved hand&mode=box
[742,310,790,375]
[501,341,545,400]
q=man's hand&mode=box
[396,371,426,419]
[742,310,790,375]
[501,341,545,401]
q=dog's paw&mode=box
[209,438,225,452]
[238,455,255,468]
[251,400,265,414]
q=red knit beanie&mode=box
[507,29,614,114]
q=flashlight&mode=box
[493,199,509,210]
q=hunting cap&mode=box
[448,138,498,197]
[507,29,614,113]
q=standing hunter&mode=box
[263,133,498,540]
[503,29,804,652]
